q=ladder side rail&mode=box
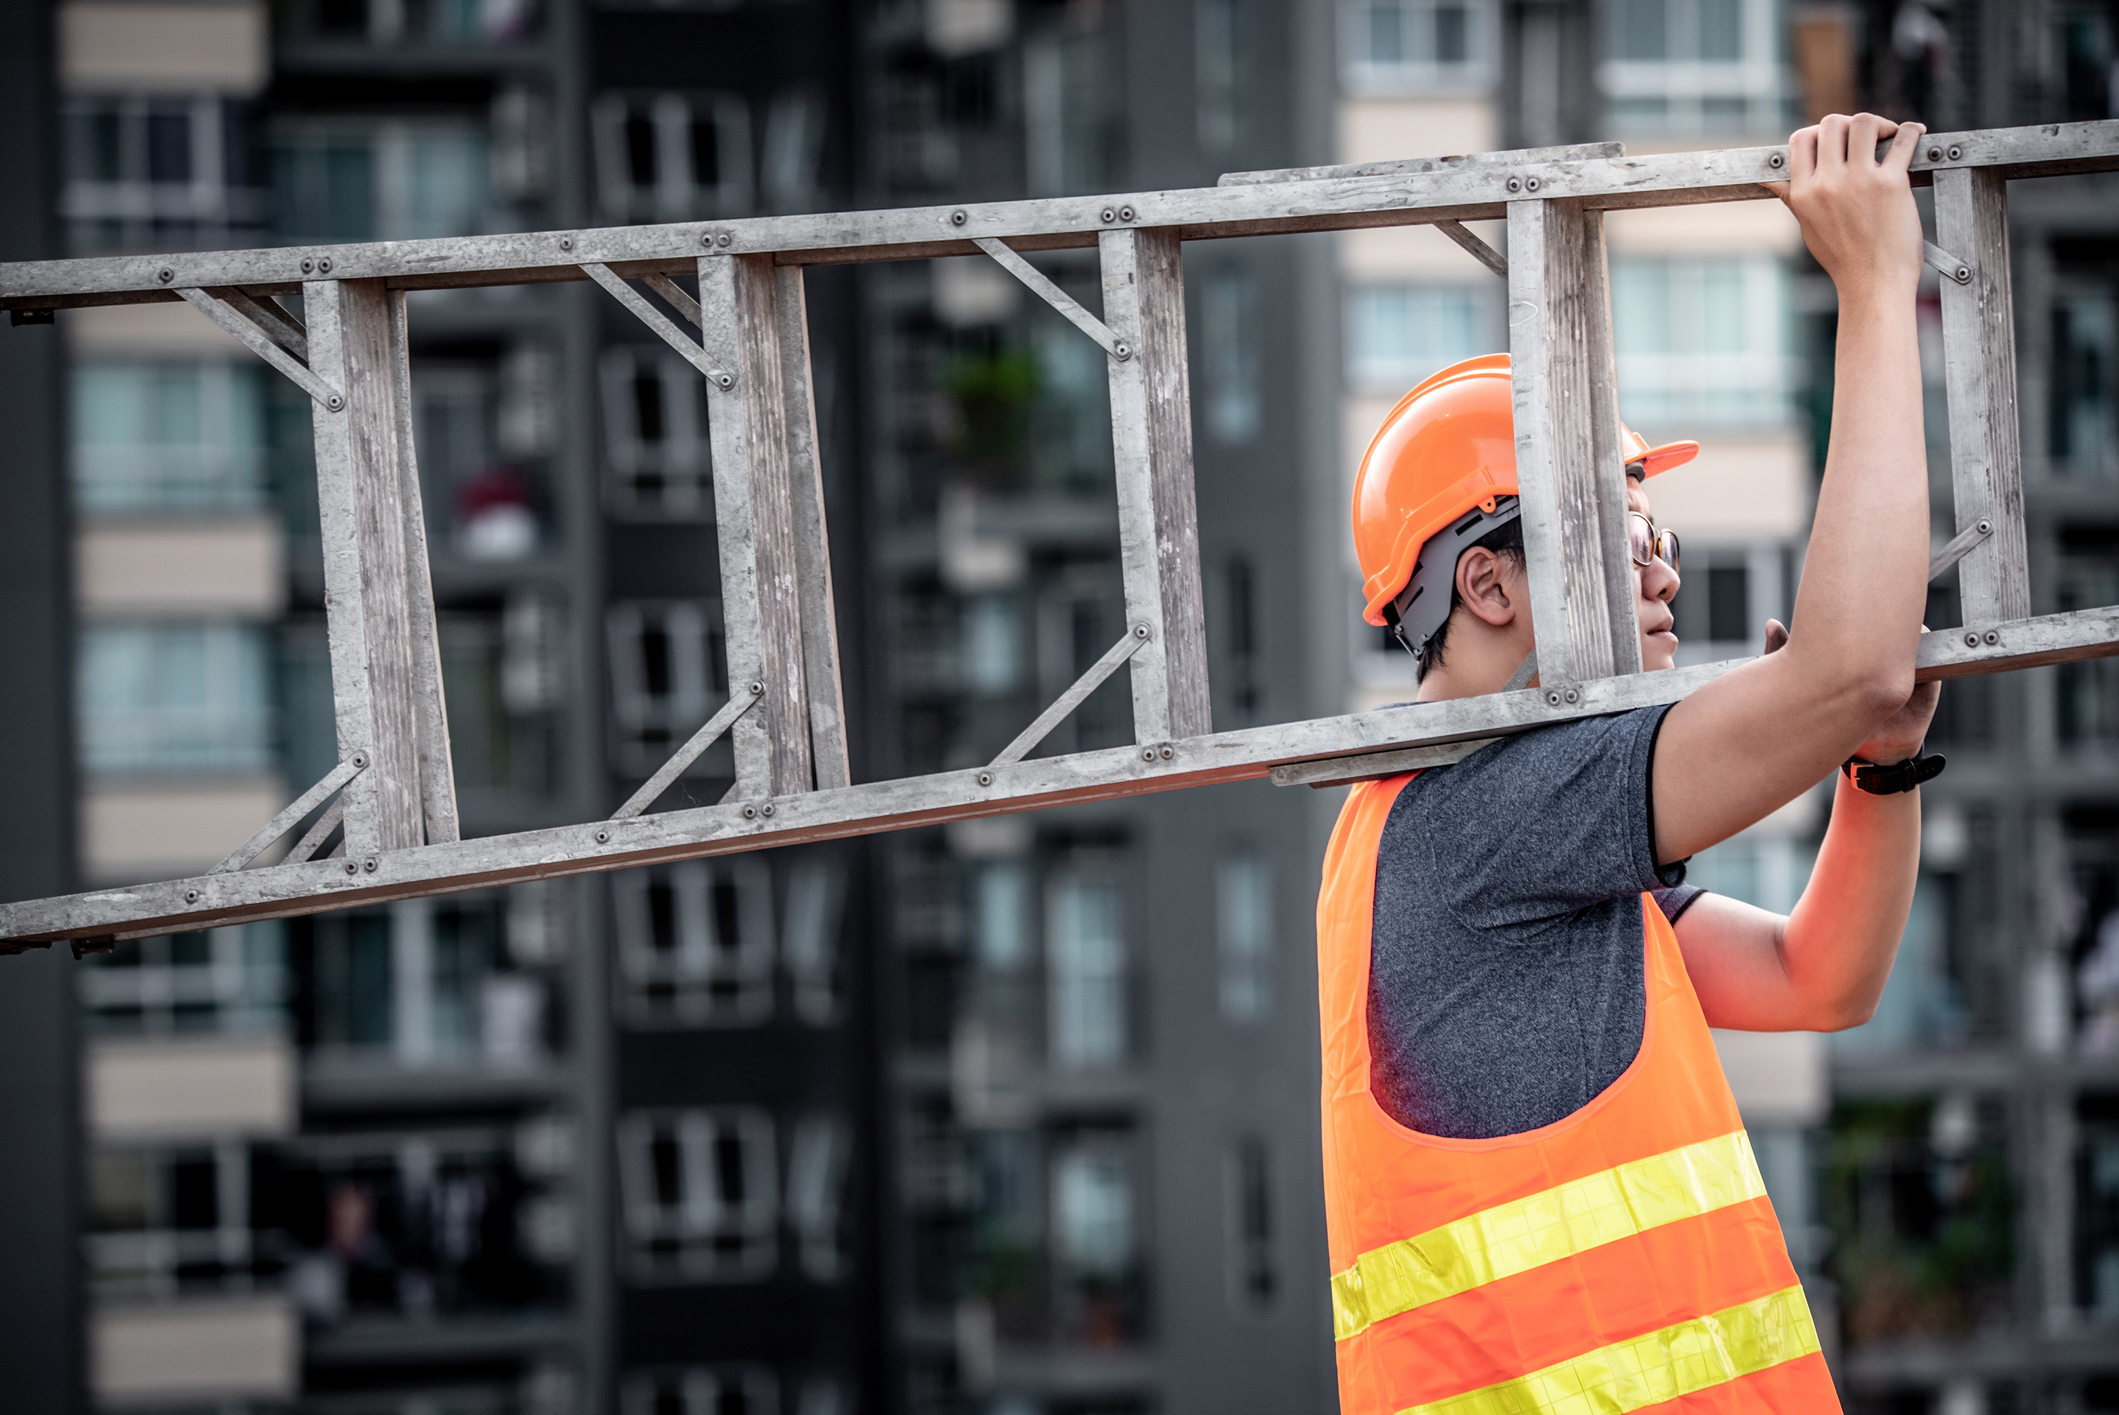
[776,265,852,790]
[305,278,427,857]
[697,252,815,798]
[1100,227,1212,743]
[19,600,2119,946]
[1506,198,1643,685]
[386,289,460,843]
[9,122,2119,306]
[1934,167,2032,625]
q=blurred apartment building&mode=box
[49,0,875,1411]
[1323,0,2119,1411]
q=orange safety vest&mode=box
[1318,775,1840,1415]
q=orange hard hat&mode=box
[1353,353,1700,626]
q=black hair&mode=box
[1413,515,1526,682]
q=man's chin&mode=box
[1642,634,1679,671]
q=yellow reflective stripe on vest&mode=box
[1401,1282,1821,1415]
[1333,1130,1767,1341]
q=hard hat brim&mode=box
[1640,440,1700,477]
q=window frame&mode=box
[616,1106,779,1282]
[1339,0,1499,96]
[590,90,754,224]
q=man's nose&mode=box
[1642,560,1679,603]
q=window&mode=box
[62,96,264,253]
[602,347,715,517]
[1222,556,1262,719]
[1669,544,1787,663]
[973,861,1032,973]
[79,624,274,775]
[74,361,268,513]
[1197,0,1243,150]
[1601,0,1790,136]
[291,893,549,1067]
[280,0,542,44]
[280,1127,562,1322]
[786,1114,852,1281]
[435,599,566,801]
[621,1367,780,1415]
[1341,0,1494,92]
[761,89,826,212]
[608,600,729,775]
[272,119,497,245]
[2052,289,2118,478]
[1051,1134,1140,1341]
[1347,284,1492,392]
[78,924,287,1038]
[785,859,846,1026]
[1046,874,1126,1067]
[1023,15,1113,195]
[963,594,1026,694]
[1217,854,1273,1023]
[1611,256,1790,428]
[618,1107,778,1281]
[1201,266,1261,443]
[90,1141,278,1299]
[2082,1114,2119,1317]
[416,361,548,560]
[591,92,753,223]
[1226,1137,1277,1311]
[613,860,776,1027]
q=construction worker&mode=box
[1321,114,1939,1412]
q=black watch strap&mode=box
[1841,752,1946,795]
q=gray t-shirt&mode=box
[1368,704,1702,1140]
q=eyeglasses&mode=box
[1628,512,1680,573]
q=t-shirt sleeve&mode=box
[1652,885,1705,922]
[1405,703,1687,931]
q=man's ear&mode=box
[1454,547,1519,628]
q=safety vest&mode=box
[1318,775,1840,1415]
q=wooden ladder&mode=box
[3,120,2115,950]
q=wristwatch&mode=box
[1841,752,1946,795]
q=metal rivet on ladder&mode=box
[951,210,967,226]
[1546,691,1561,705]
[351,752,368,768]
[1506,177,1522,193]
[1142,749,1156,762]
[560,237,572,250]
[1976,518,1992,535]
[1946,144,1963,161]
[318,257,333,273]
[158,267,174,283]
[1564,688,1579,703]
[1984,630,1999,645]
[1525,176,1541,192]
[1133,624,1150,639]
[750,681,764,695]
[1768,153,1785,169]
[345,861,360,875]
[1160,746,1174,760]
[717,234,732,247]
[1113,341,1131,360]
[363,857,378,873]
[977,772,993,786]
[184,889,200,904]
[761,804,775,817]
[1101,207,1117,223]
[743,805,757,819]
[1119,205,1136,222]
[325,394,345,412]
[301,258,314,273]
[594,829,609,844]
[1928,147,1943,161]
[1965,633,1980,647]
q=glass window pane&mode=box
[1697,0,1743,60]
[1616,0,1668,59]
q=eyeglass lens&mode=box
[1627,514,1680,572]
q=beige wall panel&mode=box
[1342,220,1508,279]
[1711,1028,1827,1127]
[80,520,286,618]
[83,780,286,883]
[1638,434,1810,540]
[92,1298,298,1403]
[89,1037,295,1139]
[1338,98,1496,167]
[1605,199,1803,255]
[67,301,250,356]
[62,2,267,95]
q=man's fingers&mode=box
[1786,125,1819,185]
[1847,112,1897,165]
[1763,180,1791,205]
[1816,113,1850,170]
[1881,119,1926,173]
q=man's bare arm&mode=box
[1650,113,1930,865]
